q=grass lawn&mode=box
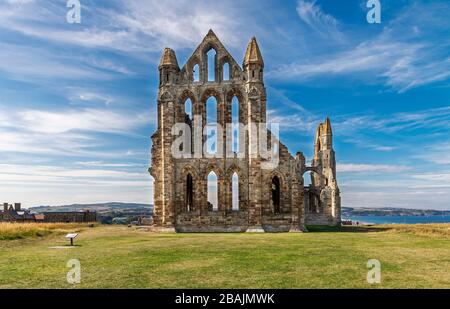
[0,224,449,288]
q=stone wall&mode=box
[43,211,97,223]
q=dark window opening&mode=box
[186,174,193,212]
[272,176,281,214]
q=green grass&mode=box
[0,224,449,288]
[0,222,91,240]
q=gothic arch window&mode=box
[232,172,239,211]
[207,48,216,82]
[272,176,281,214]
[206,96,218,155]
[193,64,200,82]
[185,98,192,121]
[231,96,239,153]
[207,171,218,211]
[186,173,194,212]
[223,62,230,81]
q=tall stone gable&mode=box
[149,30,341,232]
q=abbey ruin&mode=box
[149,30,341,232]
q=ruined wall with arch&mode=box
[150,30,340,232]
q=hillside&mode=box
[28,203,449,217]
[30,202,153,214]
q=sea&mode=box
[347,215,450,225]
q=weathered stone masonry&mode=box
[149,30,341,232]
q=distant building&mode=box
[0,203,37,223]
[138,217,153,226]
[34,214,45,222]
[43,210,97,223]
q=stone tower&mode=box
[149,30,341,232]
[305,118,341,225]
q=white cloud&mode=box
[336,106,450,136]
[272,1,450,92]
[15,108,148,134]
[296,0,343,40]
[338,163,411,173]
[76,161,144,168]
[415,142,450,165]
[411,173,450,182]
[268,40,448,92]
[0,107,150,158]
[340,174,450,210]
[267,109,318,133]
[0,164,152,207]
[0,0,247,53]
[0,43,110,81]
[6,0,33,4]
[76,91,113,106]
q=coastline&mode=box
[346,215,450,225]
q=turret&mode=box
[311,117,340,224]
[321,117,333,150]
[243,37,264,83]
[312,117,337,185]
[159,48,180,86]
[314,117,333,161]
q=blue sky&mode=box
[0,0,449,209]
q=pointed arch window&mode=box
[193,64,200,82]
[206,97,218,155]
[272,176,281,214]
[232,172,239,211]
[186,174,194,212]
[207,171,218,211]
[231,96,239,153]
[185,98,192,121]
[207,48,216,82]
[223,62,230,81]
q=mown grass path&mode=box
[0,224,449,288]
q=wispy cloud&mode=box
[0,107,150,158]
[75,161,145,168]
[415,142,450,165]
[340,172,450,209]
[0,0,247,53]
[296,0,343,40]
[336,106,450,136]
[0,163,152,206]
[271,1,450,92]
[338,163,410,173]
[14,108,148,134]
[0,43,112,81]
